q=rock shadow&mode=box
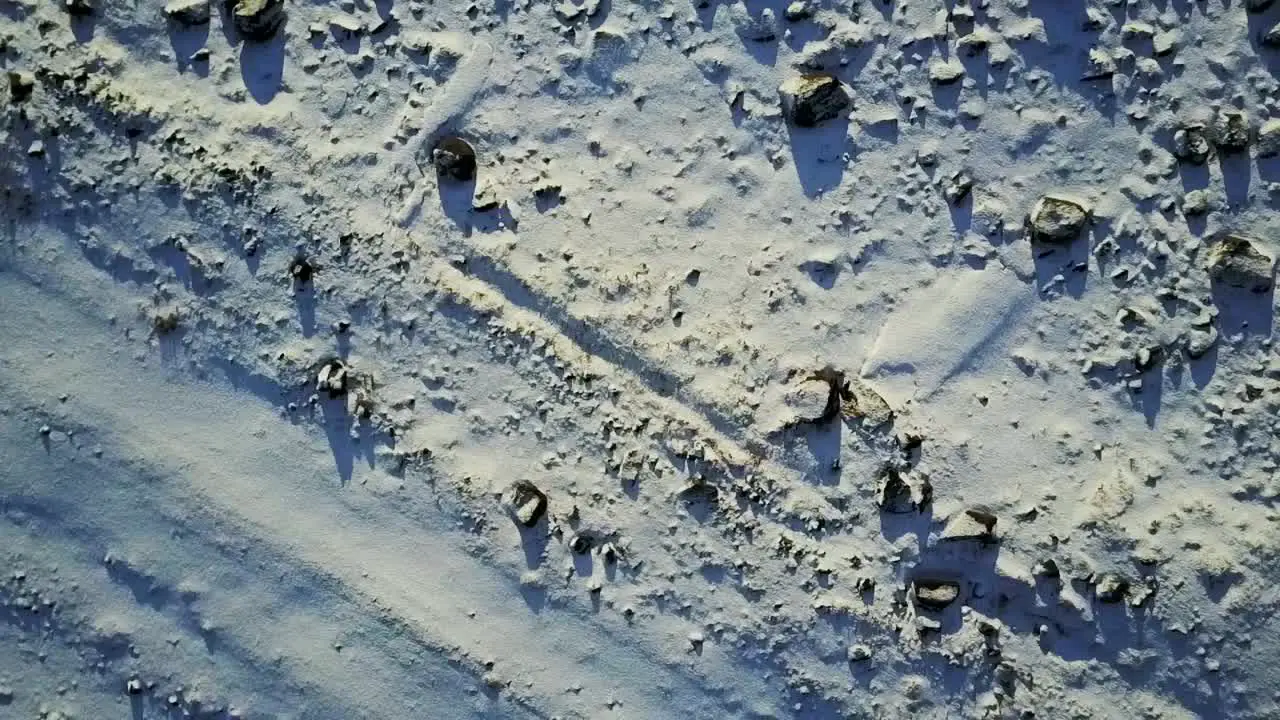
[785,117,850,198]
[240,32,286,105]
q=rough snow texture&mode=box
[4,0,1280,718]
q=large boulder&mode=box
[503,480,548,527]
[913,577,960,610]
[779,73,852,128]
[164,0,211,25]
[1206,235,1274,292]
[232,0,286,41]
[1028,195,1088,244]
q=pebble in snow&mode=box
[876,468,916,514]
[232,0,286,41]
[841,380,893,428]
[7,71,34,103]
[164,0,210,25]
[1093,573,1129,603]
[847,645,871,662]
[1211,109,1251,153]
[316,359,350,397]
[1256,119,1280,157]
[783,377,837,424]
[939,507,998,542]
[433,136,478,182]
[778,74,852,128]
[1173,124,1212,165]
[63,0,94,16]
[1206,235,1274,292]
[1028,195,1088,244]
[503,480,548,527]
[913,578,960,610]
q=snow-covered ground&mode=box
[4,0,1280,717]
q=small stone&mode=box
[316,359,350,397]
[688,631,705,646]
[504,480,548,527]
[152,308,180,334]
[1127,578,1156,608]
[1153,30,1179,56]
[164,0,210,25]
[64,0,94,16]
[944,170,974,204]
[779,73,852,128]
[0,686,11,703]
[1173,124,1212,165]
[940,507,998,542]
[783,1,812,21]
[915,615,942,633]
[1028,195,1088,244]
[736,8,777,42]
[914,578,960,609]
[784,378,836,424]
[232,0,286,41]
[125,678,144,695]
[928,59,965,85]
[1256,119,1280,157]
[1211,109,1251,153]
[847,645,872,662]
[1206,235,1274,292]
[432,136,477,182]
[289,256,314,285]
[1093,573,1129,603]
[1186,327,1219,359]
[568,533,592,554]
[1181,189,1210,216]
[876,468,915,514]
[329,15,363,35]
[957,31,990,55]
[1121,21,1155,39]
[1081,48,1116,80]
[7,71,35,103]
[841,380,893,427]
[27,140,45,157]
[1262,22,1280,47]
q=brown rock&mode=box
[433,136,478,182]
[504,480,548,527]
[914,577,960,609]
[939,507,997,542]
[232,0,286,41]
[1206,235,1274,292]
[1028,195,1088,244]
[779,73,852,128]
